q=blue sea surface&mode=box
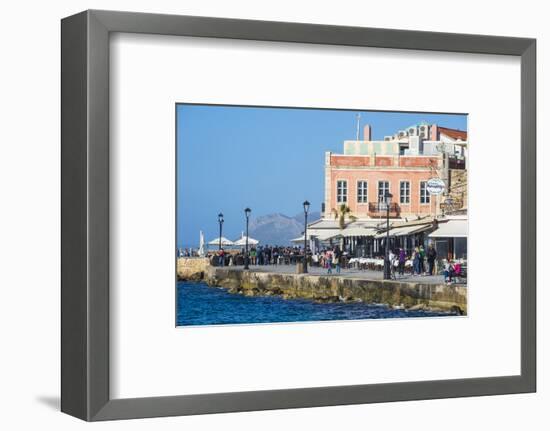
[177,281,451,326]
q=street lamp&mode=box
[383,191,393,280]
[303,200,310,273]
[217,213,224,250]
[244,207,251,270]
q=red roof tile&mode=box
[439,126,467,141]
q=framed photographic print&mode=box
[176,104,469,326]
[61,10,536,421]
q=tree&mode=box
[331,204,357,230]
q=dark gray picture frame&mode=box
[61,9,536,421]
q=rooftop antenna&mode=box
[355,113,361,141]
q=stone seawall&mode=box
[205,267,467,314]
[177,257,211,281]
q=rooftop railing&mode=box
[368,202,401,218]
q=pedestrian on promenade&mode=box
[258,246,264,265]
[419,245,426,275]
[398,248,406,276]
[265,246,271,265]
[319,250,326,269]
[443,260,455,284]
[326,251,333,275]
[334,247,343,274]
[250,247,257,265]
[453,261,462,283]
[389,249,397,279]
[412,247,420,275]
[219,248,225,267]
[427,244,437,275]
[334,252,341,274]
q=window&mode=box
[377,181,389,202]
[357,181,368,203]
[336,180,347,203]
[400,181,410,204]
[420,181,431,204]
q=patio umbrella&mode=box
[233,234,259,246]
[208,236,234,246]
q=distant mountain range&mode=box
[248,211,321,246]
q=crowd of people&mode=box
[387,244,465,283]
[177,247,200,258]
[388,244,438,277]
[247,245,305,266]
[190,242,464,284]
[312,247,343,274]
[212,244,346,273]
[214,245,308,267]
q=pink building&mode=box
[323,123,467,220]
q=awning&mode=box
[317,231,342,241]
[290,234,312,243]
[393,223,433,236]
[340,227,377,237]
[375,223,432,239]
[429,219,467,238]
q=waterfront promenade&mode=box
[205,266,467,314]
[225,265,458,285]
[177,257,467,314]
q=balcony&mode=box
[448,157,466,170]
[368,202,401,218]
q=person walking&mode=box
[398,248,406,276]
[334,248,341,274]
[419,245,426,275]
[427,244,437,276]
[412,247,420,275]
[265,246,271,265]
[273,247,279,266]
[443,260,455,284]
[453,261,462,283]
[326,251,333,275]
[389,249,396,279]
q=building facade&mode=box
[323,123,467,221]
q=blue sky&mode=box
[177,104,467,248]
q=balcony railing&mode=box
[448,157,466,169]
[368,202,401,218]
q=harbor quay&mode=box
[177,257,467,315]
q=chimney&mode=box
[430,124,438,141]
[363,124,372,141]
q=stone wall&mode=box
[450,169,468,210]
[205,267,467,314]
[177,257,211,281]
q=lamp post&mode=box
[303,200,310,273]
[217,213,224,250]
[244,207,251,270]
[383,191,393,280]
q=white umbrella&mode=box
[233,234,259,246]
[208,236,234,246]
[198,230,205,256]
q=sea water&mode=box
[177,281,451,326]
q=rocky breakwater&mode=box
[205,267,467,315]
[177,257,211,281]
